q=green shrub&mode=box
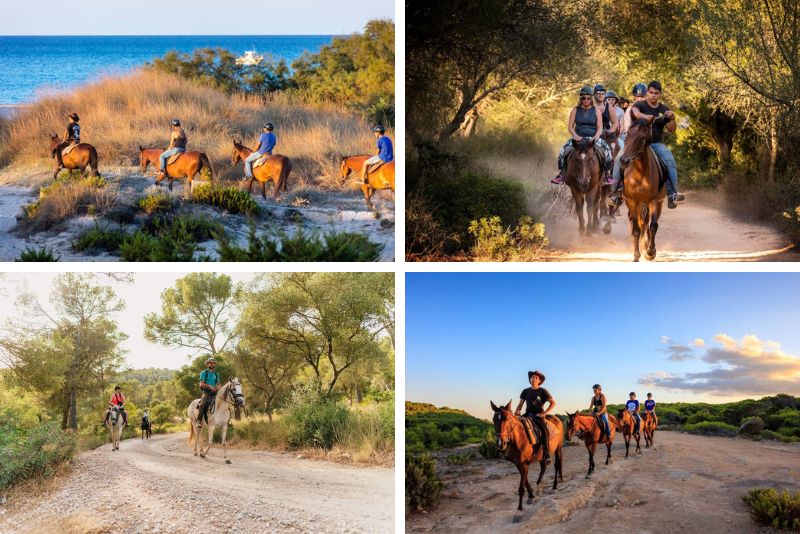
[216,223,383,262]
[446,451,474,465]
[683,421,737,436]
[406,453,444,514]
[138,192,176,214]
[191,183,261,215]
[743,488,800,529]
[468,215,547,261]
[120,214,220,262]
[232,419,291,448]
[478,429,503,459]
[15,246,60,262]
[739,416,765,436]
[72,224,127,253]
[0,420,77,489]
[759,430,800,443]
[284,386,350,450]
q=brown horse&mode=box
[642,411,657,448]
[566,412,617,478]
[617,119,667,261]
[48,134,100,179]
[615,410,642,457]
[491,400,564,511]
[340,155,395,210]
[138,146,213,191]
[565,139,603,235]
[231,141,291,200]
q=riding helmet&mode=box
[263,122,274,131]
[592,384,602,390]
[68,113,80,121]
[632,83,647,97]
[579,86,593,96]
[171,119,181,126]
[593,84,606,94]
[373,124,386,134]
[528,370,546,384]
[606,90,618,100]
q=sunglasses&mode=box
[580,96,592,100]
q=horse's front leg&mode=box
[361,184,373,210]
[635,432,642,454]
[572,189,586,234]
[646,200,659,261]
[628,202,641,261]
[586,442,596,478]
[221,424,231,464]
[606,441,613,464]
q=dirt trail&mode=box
[0,433,394,534]
[407,431,800,533]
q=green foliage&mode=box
[683,421,737,437]
[173,354,236,410]
[138,192,176,214]
[72,224,127,253]
[739,416,766,436]
[478,429,503,459]
[0,418,77,490]
[406,453,444,514]
[446,451,475,465]
[120,214,220,262]
[406,402,491,454]
[15,246,60,262]
[743,488,800,529]
[190,183,261,215]
[215,223,383,262]
[468,215,548,261]
[284,385,350,450]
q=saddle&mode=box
[253,153,271,169]
[167,152,185,166]
[521,415,547,445]
[365,161,386,182]
[62,142,78,156]
[647,147,669,192]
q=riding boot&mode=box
[122,412,128,426]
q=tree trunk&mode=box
[68,385,78,431]
[768,115,778,183]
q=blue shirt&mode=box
[377,136,393,163]
[644,399,656,412]
[257,132,276,155]
[199,369,220,388]
[626,399,639,412]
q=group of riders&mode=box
[101,356,224,437]
[516,370,658,464]
[551,80,685,210]
[52,113,393,183]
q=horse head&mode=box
[490,400,515,451]
[231,140,243,165]
[48,134,59,152]
[339,155,352,180]
[570,138,598,189]
[620,119,652,168]
[565,410,582,440]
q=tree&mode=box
[230,342,302,421]
[144,273,240,356]
[150,401,178,431]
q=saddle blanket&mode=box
[167,153,185,166]
[61,142,78,156]
[253,153,271,168]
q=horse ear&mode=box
[490,401,499,412]
[505,400,513,411]
[139,145,143,152]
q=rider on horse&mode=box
[626,392,642,434]
[608,83,647,209]
[361,125,393,183]
[157,119,187,182]
[513,370,555,464]
[551,86,614,185]
[590,384,611,439]
[644,392,657,423]
[54,112,81,169]
[197,357,221,426]
[104,385,128,427]
[605,91,624,139]
[244,123,276,179]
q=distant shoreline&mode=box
[0,104,25,120]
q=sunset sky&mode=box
[406,272,800,418]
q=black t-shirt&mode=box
[520,387,552,415]
[632,100,670,143]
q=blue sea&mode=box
[0,35,332,104]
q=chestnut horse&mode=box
[642,411,657,448]
[138,146,213,191]
[339,155,395,210]
[48,134,100,179]
[617,119,667,261]
[231,141,292,200]
[491,400,564,511]
[615,410,642,457]
[564,138,603,235]
[566,411,617,478]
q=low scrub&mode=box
[23,175,115,232]
[683,421,737,437]
[16,246,60,262]
[138,192,176,214]
[72,224,127,253]
[406,453,444,514]
[0,419,77,490]
[478,429,503,459]
[446,451,474,465]
[120,214,220,261]
[191,183,261,215]
[468,215,547,261]
[743,488,800,529]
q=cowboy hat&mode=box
[527,370,545,384]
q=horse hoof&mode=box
[646,251,656,261]
[602,223,611,234]
[225,459,232,464]
[585,474,591,479]
[527,497,534,504]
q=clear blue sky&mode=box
[0,0,394,35]
[407,273,800,419]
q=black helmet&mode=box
[263,122,274,131]
[632,83,647,97]
[373,124,386,133]
[69,113,80,121]
[593,84,606,94]
[606,90,618,100]
[171,119,181,126]
[592,384,602,390]
[579,86,593,96]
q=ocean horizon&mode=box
[0,35,333,104]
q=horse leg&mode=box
[221,423,231,464]
[575,192,586,234]
[635,432,641,454]
[262,180,267,200]
[624,433,630,457]
[628,203,641,262]
[553,447,562,488]
[586,443,596,478]
[361,183,373,210]
[646,200,659,261]
[606,441,613,465]
[515,463,526,511]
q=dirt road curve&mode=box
[407,431,800,533]
[0,433,394,534]
[543,191,799,262]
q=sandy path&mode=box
[0,433,394,534]
[407,431,800,533]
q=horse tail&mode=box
[199,152,214,183]
[90,147,100,178]
[279,157,292,192]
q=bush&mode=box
[468,215,547,261]
[15,246,60,262]
[191,183,261,215]
[120,214,220,262]
[446,451,474,465]
[284,387,350,450]
[478,429,503,459]
[683,421,737,437]
[739,416,765,437]
[406,453,444,514]
[232,419,291,448]
[72,224,127,253]
[22,174,115,232]
[138,192,176,214]
[216,223,383,262]
[743,488,800,529]
[759,430,800,443]
[0,420,77,489]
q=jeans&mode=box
[244,151,266,177]
[618,133,626,152]
[596,412,611,437]
[159,147,185,172]
[649,142,678,195]
[612,149,624,190]
[631,412,641,433]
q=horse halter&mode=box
[221,381,245,407]
[494,410,520,449]
[622,122,653,165]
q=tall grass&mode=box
[0,70,386,189]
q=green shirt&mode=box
[199,369,220,388]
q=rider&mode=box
[551,86,614,185]
[513,370,555,464]
[157,119,187,181]
[360,125,393,183]
[608,83,647,209]
[626,392,642,434]
[605,90,624,137]
[197,357,221,426]
[104,385,128,427]
[590,384,611,440]
[244,123,276,178]
[54,112,81,168]
[644,392,657,425]
[629,80,685,209]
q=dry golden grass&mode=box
[22,175,117,232]
[0,70,388,189]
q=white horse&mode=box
[106,405,126,451]
[187,377,245,464]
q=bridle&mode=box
[494,409,523,449]
[622,121,653,166]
